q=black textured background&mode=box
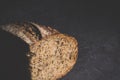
[0,0,120,80]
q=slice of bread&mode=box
[29,34,78,80]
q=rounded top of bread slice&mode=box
[29,33,78,80]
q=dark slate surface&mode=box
[0,0,120,80]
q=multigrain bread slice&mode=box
[30,34,78,80]
[0,22,78,80]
